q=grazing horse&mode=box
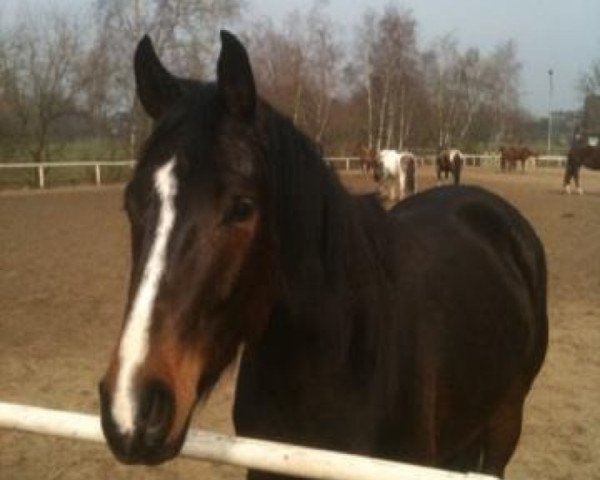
[436,149,463,185]
[99,31,548,479]
[563,144,600,194]
[359,145,378,176]
[499,147,537,172]
[373,149,417,201]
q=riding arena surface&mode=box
[0,166,598,480]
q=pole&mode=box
[95,164,101,185]
[38,165,45,188]
[0,402,497,480]
[547,69,553,153]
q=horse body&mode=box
[436,149,463,185]
[563,144,600,194]
[99,31,548,479]
[375,150,417,200]
[235,185,547,477]
[499,147,537,172]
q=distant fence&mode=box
[459,154,567,169]
[0,401,497,480]
[0,154,567,189]
[0,160,135,188]
[327,154,567,171]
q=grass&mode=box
[0,139,134,189]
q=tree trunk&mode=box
[366,70,374,149]
[397,84,406,150]
[376,69,391,151]
[385,90,396,149]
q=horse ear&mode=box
[134,35,183,119]
[217,30,256,121]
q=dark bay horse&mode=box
[563,144,600,194]
[499,146,537,172]
[436,149,463,185]
[99,31,548,479]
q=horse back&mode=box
[388,186,547,380]
[389,185,547,377]
[384,185,547,455]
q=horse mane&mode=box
[256,101,396,366]
[257,102,354,304]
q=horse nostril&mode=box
[140,382,174,446]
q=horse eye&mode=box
[224,196,256,223]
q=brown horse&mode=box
[563,144,600,194]
[99,31,548,479]
[499,146,538,172]
[359,145,378,176]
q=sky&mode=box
[3,0,599,117]
[247,0,600,116]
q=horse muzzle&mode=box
[98,379,185,465]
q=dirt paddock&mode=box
[1,166,599,480]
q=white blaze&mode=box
[112,159,178,434]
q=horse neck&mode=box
[257,191,402,399]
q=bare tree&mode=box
[302,3,343,143]
[91,0,243,154]
[0,11,83,162]
[355,10,376,148]
[245,16,306,121]
[483,41,522,144]
[422,36,521,149]
[244,2,343,145]
[578,60,600,97]
[353,7,419,151]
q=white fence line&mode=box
[0,401,496,480]
[0,154,567,189]
[326,155,567,170]
[458,154,567,169]
[0,160,136,188]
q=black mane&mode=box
[255,100,400,362]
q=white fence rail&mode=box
[459,154,567,169]
[0,401,496,480]
[0,154,567,189]
[0,160,135,188]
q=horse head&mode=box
[99,31,279,465]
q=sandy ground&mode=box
[0,166,599,480]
